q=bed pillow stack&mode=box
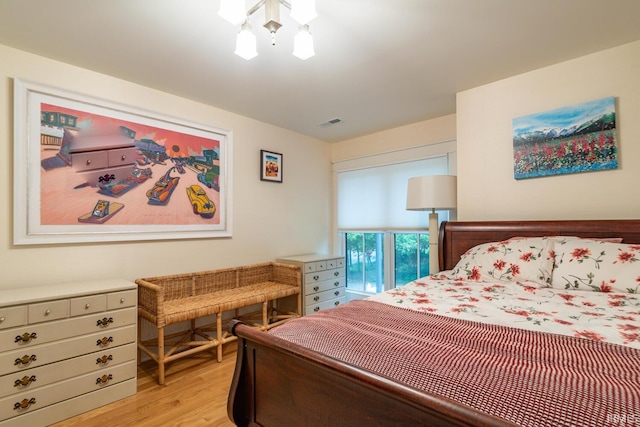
[549,237,640,293]
[448,237,555,287]
[448,235,640,293]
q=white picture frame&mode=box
[13,79,233,244]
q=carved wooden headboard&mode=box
[439,220,640,271]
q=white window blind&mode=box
[336,156,449,230]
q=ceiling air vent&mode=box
[318,118,343,128]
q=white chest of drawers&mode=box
[0,279,137,427]
[277,255,346,315]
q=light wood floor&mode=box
[51,346,237,427]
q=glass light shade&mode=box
[290,0,317,25]
[292,25,315,60]
[218,0,246,25]
[234,22,258,60]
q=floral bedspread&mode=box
[369,275,640,349]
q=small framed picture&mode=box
[260,150,283,183]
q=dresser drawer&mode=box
[71,150,109,172]
[0,342,136,398]
[0,307,136,352]
[304,287,345,306]
[70,295,107,317]
[107,147,137,166]
[327,258,344,269]
[107,290,137,310]
[0,360,136,422]
[306,296,346,314]
[305,277,345,296]
[305,268,345,285]
[0,325,136,376]
[28,300,69,324]
[0,307,27,331]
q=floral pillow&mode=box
[551,239,640,293]
[448,237,555,287]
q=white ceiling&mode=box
[1,0,640,142]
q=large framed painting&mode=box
[512,97,617,180]
[13,79,233,245]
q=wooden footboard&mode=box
[227,321,515,427]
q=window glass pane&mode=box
[346,232,363,291]
[394,234,418,286]
[364,233,384,293]
[345,232,384,295]
[419,233,430,278]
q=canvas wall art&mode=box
[512,97,617,180]
[14,79,233,244]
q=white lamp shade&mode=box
[292,25,315,59]
[234,22,258,60]
[218,0,246,25]
[406,175,457,211]
[290,0,317,25]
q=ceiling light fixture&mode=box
[218,0,317,60]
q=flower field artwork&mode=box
[512,97,617,180]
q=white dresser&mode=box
[0,280,137,426]
[277,255,346,315]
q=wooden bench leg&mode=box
[262,301,268,331]
[158,326,165,385]
[216,314,223,363]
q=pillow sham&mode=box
[449,237,555,286]
[548,236,623,244]
[551,239,640,293]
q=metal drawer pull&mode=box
[96,374,113,384]
[15,332,37,343]
[97,336,114,346]
[314,307,320,312]
[14,355,37,366]
[314,296,320,301]
[120,298,125,303]
[334,271,340,276]
[334,291,340,296]
[96,317,114,327]
[14,375,37,387]
[313,275,319,281]
[86,159,92,165]
[45,310,51,316]
[121,155,126,160]
[334,301,340,306]
[96,355,113,365]
[85,303,91,309]
[334,281,340,286]
[313,286,319,292]
[0,316,5,323]
[14,398,36,410]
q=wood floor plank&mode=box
[50,346,236,427]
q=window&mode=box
[343,231,431,296]
[334,142,456,296]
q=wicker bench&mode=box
[136,262,301,384]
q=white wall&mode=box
[0,44,332,290]
[456,40,640,221]
[331,114,456,162]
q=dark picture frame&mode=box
[260,150,283,183]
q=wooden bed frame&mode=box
[227,219,640,427]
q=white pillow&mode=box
[449,237,555,286]
[551,239,640,293]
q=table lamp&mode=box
[406,175,457,274]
